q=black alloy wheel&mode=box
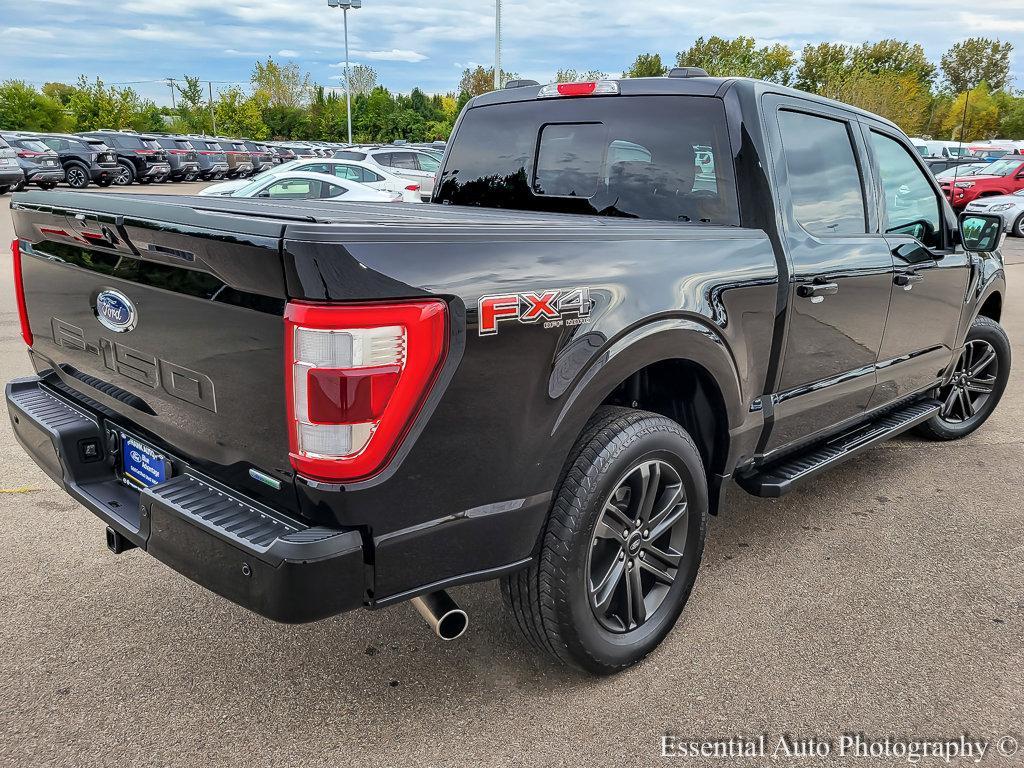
[113,162,133,186]
[586,459,689,633]
[918,315,1010,441]
[65,166,89,188]
[937,339,998,424]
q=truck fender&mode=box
[551,317,744,442]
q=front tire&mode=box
[1012,212,1024,238]
[502,407,707,674]
[917,316,1010,440]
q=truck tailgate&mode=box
[11,192,294,502]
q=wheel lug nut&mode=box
[643,529,649,538]
[619,552,625,561]
[639,551,645,560]
[634,520,641,528]
[627,561,633,570]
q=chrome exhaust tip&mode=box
[411,590,468,641]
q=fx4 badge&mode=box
[478,288,592,336]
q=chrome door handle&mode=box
[894,273,925,288]
[797,282,839,299]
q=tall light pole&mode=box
[328,0,362,144]
[494,0,502,90]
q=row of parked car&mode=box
[0,128,448,198]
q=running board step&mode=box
[737,399,941,498]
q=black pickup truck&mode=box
[5,74,1010,674]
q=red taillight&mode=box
[284,300,448,483]
[405,184,421,192]
[169,149,189,155]
[17,150,42,158]
[135,149,155,155]
[11,240,32,347]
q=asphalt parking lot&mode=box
[0,184,1022,767]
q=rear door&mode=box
[863,125,969,406]
[761,96,895,454]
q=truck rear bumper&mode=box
[5,376,366,623]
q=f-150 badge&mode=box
[478,288,592,336]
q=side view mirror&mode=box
[959,212,1003,252]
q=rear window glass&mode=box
[436,95,739,225]
[16,139,50,152]
[112,135,146,149]
[335,151,367,161]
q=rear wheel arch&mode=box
[553,319,742,512]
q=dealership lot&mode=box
[0,188,1022,766]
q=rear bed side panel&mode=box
[283,221,779,599]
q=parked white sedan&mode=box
[964,189,1024,238]
[217,171,402,203]
[199,158,422,202]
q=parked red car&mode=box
[940,154,1024,209]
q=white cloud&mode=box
[330,49,428,64]
[278,49,300,57]
[0,27,55,39]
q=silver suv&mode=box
[333,146,440,199]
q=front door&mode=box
[863,127,971,406]
[761,98,895,455]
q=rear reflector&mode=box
[11,240,32,347]
[538,80,620,98]
[285,300,448,483]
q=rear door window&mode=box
[389,153,420,170]
[777,110,867,236]
[414,153,440,172]
[436,95,739,225]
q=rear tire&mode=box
[65,165,89,189]
[502,407,707,674]
[114,161,134,186]
[917,316,1010,440]
[39,182,56,190]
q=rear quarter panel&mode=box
[283,222,779,599]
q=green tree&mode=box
[997,93,1024,139]
[823,69,933,135]
[41,81,77,108]
[251,57,312,109]
[172,75,212,134]
[555,69,608,83]
[795,43,849,92]
[942,83,1000,141]
[347,64,378,97]
[677,36,795,84]
[66,77,156,131]
[941,38,1013,92]
[457,66,520,97]
[623,53,668,78]
[849,40,935,84]
[0,80,69,131]
[214,86,268,139]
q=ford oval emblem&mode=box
[95,290,138,333]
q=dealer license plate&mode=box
[120,433,169,489]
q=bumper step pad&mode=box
[738,398,941,498]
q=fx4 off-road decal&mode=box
[478,288,592,336]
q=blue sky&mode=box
[1,0,1021,105]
